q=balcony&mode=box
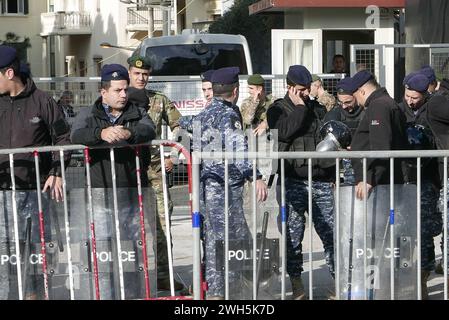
[126,6,175,34]
[41,12,92,36]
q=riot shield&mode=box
[0,188,157,300]
[337,184,417,300]
[221,176,281,300]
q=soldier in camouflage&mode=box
[127,55,184,291]
[180,67,268,299]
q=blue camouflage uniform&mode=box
[180,96,259,297]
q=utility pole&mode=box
[148,5,154,38]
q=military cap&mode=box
[336,78,353,95]
[247,74,265,86]
[346,70,374,93]
[311,74,322,83]
[420,65,436,83]
[403,72,430,93]
[287,65,312,86]
[0,45,18,69]
[127,55,151,70]
[211,66,240,84]
[201,69,215,82]
[101,64,130,82]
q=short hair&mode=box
[0,57,20,76]
[333,54,346,62]
[365,78,380,90]
[101,81,112,90]
[286,77,296,87]
[212,82,238,98]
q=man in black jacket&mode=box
[0,45,71,300]
[71,64,156,299]
[348,70,408,200]
[267,65,334,300]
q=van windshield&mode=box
[145,43,248,75]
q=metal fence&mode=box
[191,149,449,300]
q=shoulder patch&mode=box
[234,121,242,130]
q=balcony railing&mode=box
[126,6,175,33]
[41,12,92,36]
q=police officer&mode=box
[398,72,444,298]
[420,65,438,94]
[324,78,365,185]
[240,74,274,135]
[267,65,335,300]
[201,69,214,106]
[182,67,268,299]
[348,70,408,200]
[126,55,184,291]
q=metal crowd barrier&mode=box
[0,141,192,300]
[191,149,449,300]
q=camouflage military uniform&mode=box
[181,97,259,297]
[240,94,274,131]
[145,89,182,280]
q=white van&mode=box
[133,30,253,116]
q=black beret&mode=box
[420,66,436,83]
[0,45,17,68]
[127,55,152,70]
[336,78,353,95]
[201,69,215,82]
[403,72,430,93]
[346,70,374,93]
[211,66,240,84]
[287,65,312,86]
[247,74,265,86]
[101,64,130,82]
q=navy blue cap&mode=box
[0,45,18,69]
[420,65,436,83]
[211,67,239,84]
[287,65,312,86]
[346,70,374,93]
[403,72,430,93]
[201,69,215,82]
[101,64,130,82]
[336,78,353,95]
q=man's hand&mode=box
[288,86,305,106]
[100,126,131,143]
[164,158,174,172]
[355,181,373,200]
[253,120,268,136]
[255,179,268,202]
[43,175,63,202]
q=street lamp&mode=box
[100,42,135,51]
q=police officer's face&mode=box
[290,84,310,100]
[337,93,356,112]
[0,68,14,95]
[201,81,213,102]
[101,80,129,111]
[404,88,425,110]
[129,66,150,90]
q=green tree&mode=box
[209,0,283,74]
[0,32,31,62]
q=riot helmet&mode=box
[406,123,434,150]
[316,120,352,152]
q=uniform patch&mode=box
[234,121,242,130]
[371,120,380,126]
[30,116,41,124]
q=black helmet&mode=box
[406,124,434,149]
[316,120,352,151]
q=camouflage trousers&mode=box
[148,168,174,279]
[279,178,335,278]
[342,159,356,186]
[203,179,250,297]
[438,179,449,269]
[421,181,443,271]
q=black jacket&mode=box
[71,98,156,188]
[267,94,333,181]
[351,88,408,186]
[0,77,71,189]
[324,104,365,138]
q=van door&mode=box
[271,29,323,75]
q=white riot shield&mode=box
[0,188,156,300]
[337,184,418,300]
